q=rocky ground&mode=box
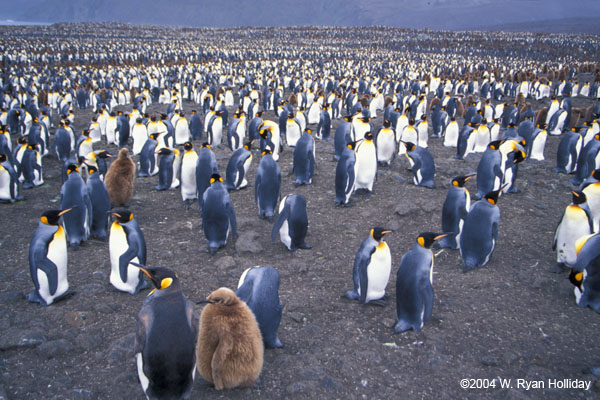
[1,91,600,400]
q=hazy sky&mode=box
[1,0,599,32]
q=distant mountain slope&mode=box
[0,0,598,34]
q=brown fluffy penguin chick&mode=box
[104,148,134,207]
[196,287,264,390]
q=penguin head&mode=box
[569,269,583,290]
[66,163,79,175]
[572,191,587,205]
[305,128,312,135]
[370,227,393,242]
[183,142,193,151]
[347,140,359,150]
[243,141,253,151]
[363,131,373,141]
[403,141,416,152]
[416,232,448,249]
[82,129,90,137]
[452,174,475,188]
[111,210,134,224]
[209,173,223,185]
[156,147,172,155]
[97,150,111,159]
[198,287,240,307]
[513,150,526,164]
[488,140,504,150]
[40,208,71,226]
[591,169,600,181]
[200,142,210,149]
[383,119,391,128]
[17,136,27,145]
[88,166,99,175]
[484,187,503,205]
[0,154,6,163]
[130,262,179,293]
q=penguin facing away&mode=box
[109,210,149,294]
[60,164,92,249]
[335,140,357,206]
[27,209,73,306]
[460,188,503,271]
[255,149,281,221]
[404,141,435,188]
[225,141,253,191]
[85,166,110,241]
[436,175,474,249]
[132,262,197,400]
[202,173,237,255]
[236,266,284,348]
[196,287,264,390]
[271,194,311,251]
[343,227,393,306]
[394,232,447,333]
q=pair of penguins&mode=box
[135,263,282,398]
[341,179,505,332]
[27,207,148,305]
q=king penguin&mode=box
[343,227,393,306]
[570,233,600,313]
[60,164,92,249]
[335,140,357,206]
[109,210,148,294]
[27,209,73,306]
[436,175,474,249]
[353,131,377,196]
[375,119,396,166]
[202,173,237,255]
[271,194,311,251]
[255,149,281,220]
[394,232,447,333]
[0,153,22,203]
[236,266,284,348]
[154,147,181,191]
[180,142,198,208]
[226,137,253,191]
[460,188,503,271]
[293,128,315,186]
[553,191,594,270]
[85,166,110,241]
[132,262,197,400]
[404,141,435,188]
[196,143,219,210]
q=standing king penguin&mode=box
[343,227,393,306]
[394,232,447,333]
[132,262,197,400]
[109,210,148,294]
[27,209,73,306]
[202,174,237,255]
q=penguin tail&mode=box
[462,257,480,272]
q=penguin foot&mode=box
[431,134,440,138]
[26,291,44,305]
[341,290,359,301]
[154,185,167,191]
[298,242,312,249]
[367,299,387,307]
[342,202,353,208]
[507,186,520,194]
[265,338,284,349]
[53,290,76,304]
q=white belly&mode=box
[361,244,391,302]
[109,224,141,293]
[555,210,592,266]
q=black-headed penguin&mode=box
[553,191,594,269]
[202,173,237,255]
[154,147,180,191]
[293,128,315,186]
[0,153,22,203]
[109,210,148,294]
[60,164,92,249]
[236,266,284,348]
[271,194,311,251]
[85,166,110,241]
[180,141,198,208]
[353,131,377,195]
[570,233,600,312]
[437,175,474,249]
[225,141,253,191]
[460,188,503,271]
[196,143,219,211]
[132,262,196,400]
[27,209,73,306]
[394,232,447,333]
[255,149,281,221]
[335,140,357,206]
[343,227,393,306]
[404,141,435,189]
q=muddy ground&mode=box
[1,90,600,400]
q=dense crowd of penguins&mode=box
[1,23,600,398]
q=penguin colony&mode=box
[2,22,600,398]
